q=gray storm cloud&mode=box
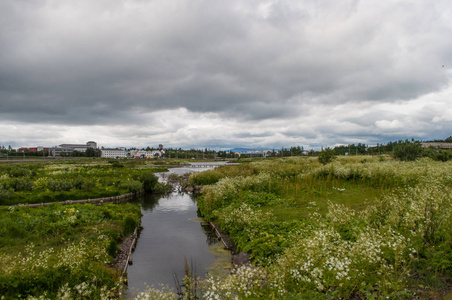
[0,0,451,148]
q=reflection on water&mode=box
[154,194,197,212]
[125,166,227,298]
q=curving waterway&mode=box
[124,163,230,298]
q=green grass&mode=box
[264,181,384,221]
[0,202,141,299]
[192,156,452,299]
[0,160,168,205]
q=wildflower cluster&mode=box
[24,278,124,300]
[0,203,141,299]
[130,285,177,300]
[203,264,268,299]
[200,172,272,218]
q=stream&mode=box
[124,163,231,298]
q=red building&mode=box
[18,146,51,152]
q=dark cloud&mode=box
[0,0,451,148]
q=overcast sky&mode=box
[1,0,451,150]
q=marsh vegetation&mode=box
[2,156,452,299]
[0,160,168,299]
[147,156,452,299]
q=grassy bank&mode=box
[0,202,141,299]
[0,159,170,299]
[0,160,169,206]
[187,156,452,299]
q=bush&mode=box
[139,172,158,193]
[189,170,224,185]
[432,150,452,162]
[152,182,172,193]
[110,161,124,168]
[9,177,34,191]
[0,185,14,201]
[393,141,422,161]
[122,215,138,236]
[9,168,31,178]
[46,179,73,192]
[120,180,143,193]
[106,239,118,257]
[318,148,336,165]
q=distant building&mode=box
[128,149,146,158]
[58,141,97,152]
[262,150,273,157]
[101,148,127,158]
[128,149,164,158]
[421,142,452,149]
[51,141,97,156]
[18,146,50,152]
[236,150,266,158]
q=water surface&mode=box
[125,164,228,297]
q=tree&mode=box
[318,148,336,165]
[85,147,97,157]
[393,140,423,161]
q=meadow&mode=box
[0,159,166,299]
[2,156,452,299]
[0,202,141,299]
[186,156,452,299]
[0,160,168,206]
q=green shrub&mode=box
[82,180,96,192]
[393,140,423,161]
[120,180,143,193]
[72,176,85,189]
[111,161,124,168]
[9,177,34,191]
[318,148,336,165]
[433,150,452,162]
[46,178,73,192]
[106,239,118,257]
[0,185,14,202]
[139,172,158,193]
[189,169,224,185]
[122,215,138,236]
[9,167,31,177]
[152,182,172,193]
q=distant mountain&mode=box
[227,147,268,153]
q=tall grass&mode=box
[190,157,452,299]
[0,203,141,299]
[0,161,168,205]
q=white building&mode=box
[101,148,127,158]
[58,141,97,152]
[128,149,164,158]
[422,142,452,149]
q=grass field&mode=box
[187,156,452,299]
[2,156,452,299]
[0,160,169,206]
[0,160,157,299]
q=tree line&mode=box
[1,136,451,160]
